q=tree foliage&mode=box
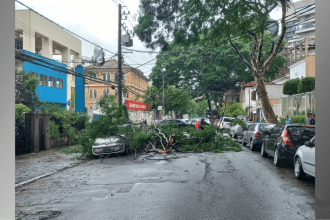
[142,86,162,110]
[15,104,31,120]
[297,77,315,94]
[136,0,290,124]
[15,69,41,111]
[220,101,246,117]
[283,78,301,95]
[163,85,192,118]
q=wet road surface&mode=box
[15,142,315,220]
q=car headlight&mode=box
[93,142,99,146]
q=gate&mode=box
[15,117,29,155]
[39,119,44,151]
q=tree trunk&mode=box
[207,100,212,110]
[255,76,277,124]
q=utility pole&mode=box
[117,3,123,106]
[162,69,165,118]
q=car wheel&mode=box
[274,147,282,167]
[250,139,255,151]
[294,157,306,180]
[124,145,130,155]
[242,139,247,146]
[261,143,268,157]
[93,155,99,159]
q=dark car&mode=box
[260,124,315,167]
[158,119,192,128]
[242,123,276,151]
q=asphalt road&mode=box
[15,140,315,220]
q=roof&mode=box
[243,81,270,87]
[271,73,290,82]
[84,59,151,81]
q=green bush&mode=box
[15,103,31,120]
[279,116,306,124]
[283,78,301,95]
[297,77,315,94]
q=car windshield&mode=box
[287,126,315,145]
[259,124,275,132]
[223,118,233,122]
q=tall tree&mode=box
[135,0,290,123]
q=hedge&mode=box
[279,116,306,124]
[297,77,315,94]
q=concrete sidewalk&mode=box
[15,146,86,187]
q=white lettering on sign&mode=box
[129,103,146,109]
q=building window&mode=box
[103,72,106,81]
[89,89,93,99]
[123,73,126,82]
[305,15,310,20]
[107,73,110,82]
[115,89,118,96]
[94,89,97,99]
[103,89,107,96]
[57,78,63,89]
[39,74,47,86]
[49,76,56,88]
[89,106,93,110]
[306,32,310,36]
[15,40,23,50]
[107,88,109,95]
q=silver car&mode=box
[242,123,275,151]
[230,121,254,139]
[294,136,315,179]
[219,117,235,131]
[92,136,128,158]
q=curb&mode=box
[15,159,88,188]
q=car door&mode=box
[265,125,279,155]
[303,137,315,176]
[244,124,255,143]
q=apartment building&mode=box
[84,59,151,110]
[15,9,82,109]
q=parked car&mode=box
[242,123,276,151]
[261,124,315,167]
[294,136,315,179]
[236,123,255,143]
[230,121,254,139]
[92,136,129,159]
[158,119,191,128]
[219,117,235,131]
[180,119,191,124]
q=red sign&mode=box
[125,100,150,111]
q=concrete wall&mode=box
[290,61,306,79]
[265,85,284,99]
[15,10,82,57]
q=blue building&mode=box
[21,50,72,109]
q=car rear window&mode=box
[259,124,275,132]
[223,118,233,122]
[286,126,315,145]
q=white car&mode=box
[294,136,315,179]
[92,136,129,158]
[219,117,235,131]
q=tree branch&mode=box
[260,0,286,74]
[228,34,253,72]
[246,30,258,70]
[256,20,265,68]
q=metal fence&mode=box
[15,117,31,155]
[281,91,315,116]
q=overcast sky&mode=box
[15,0,301,77]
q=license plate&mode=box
[103,148,111,152]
